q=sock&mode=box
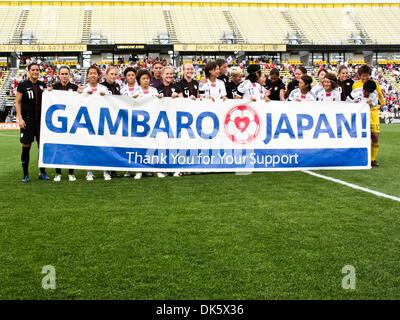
[371,143,379,161]
[56,168,61,174]
[40,167,46,174]
[69,169,74,175]
[21,146,31,176]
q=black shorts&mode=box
[20,116,40,144]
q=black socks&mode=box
[21,146,31,176]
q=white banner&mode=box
[39,91,371,171]
[0,122,19,130]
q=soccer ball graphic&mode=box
[224,105,260,144]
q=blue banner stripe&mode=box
[43,143,368,169]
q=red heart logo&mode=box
[234,117,250,132]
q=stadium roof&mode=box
[3,0,400,3]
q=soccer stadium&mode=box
[0,0,400,304]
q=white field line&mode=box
[303,170,400,203]
[0,133,17,137]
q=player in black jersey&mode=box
[175,63,199,99]
[101,65,121,95]
[337,65,354,101]
[284,66,307,99]
[50,66,83,182]
[226,66,243,99]
[15,62,49,183]
[265,68,286,101]
[100,65,120,178]
[157,66,178,98]
[216,58,229,93]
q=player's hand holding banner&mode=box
[39,90,371,172]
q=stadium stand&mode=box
[356,7,400,44]
[23,6,84,44]
[90,6,168,44]
[0,3,398,45]
[0,70,9,95]
[0,70,11,119]
[0,6,19,44]
[229,7,292,43]
[169,7,230,43]
[287,8,360,45]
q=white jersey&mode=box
[120,83,140,96]
[316,88,341,102]
[203,79,227,99]
[135,86,159,97]
[83,83,109,95]
[346,88,379,106]
[237,79,265,101]
[287,88,316,102]
[311,83,324,97]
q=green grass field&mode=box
[0,125,399,299]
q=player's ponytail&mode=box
[248,72,259,83]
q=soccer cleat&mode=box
[53,174,62,182]
[68,174,76,182]
[103,171,112,181]
[123,172,131,177]
[22,175,31,183]
[173,171,181,177]
[371,160,380,167]
[39,172,50,180]
[110,171,118,178]
[134,172,143,180]
[86,171,95,181]
[156,172,166,178]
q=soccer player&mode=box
[157,66,178,98]
[311,69,327,97]
[101,65,121,95]
[51,66,83,182]
[216,58,229,93]
[264,68,286,101]
[236,64,266,101]
[226,66,243,99]
[157,66,179,177]
[352,65,385,166]
[316,73,341,101]
[175,63,199,99]
[82,65,109,95]
[134,69,160,97]
[101,65,121,178]
[347,80,380,165]
[287,75,316,101]
[150,61,163,89]
[337,65,354,101]
[120,66,139,179]
[120,67,139,97]
[347,79,378,105]
[82,65,111,180]
[285,66,308,99]
[133,68,164,180]
[203,61,227,101]
[15,62,49,183]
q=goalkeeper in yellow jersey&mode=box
[352,65,385,167]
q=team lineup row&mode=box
[15,60,384,183]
